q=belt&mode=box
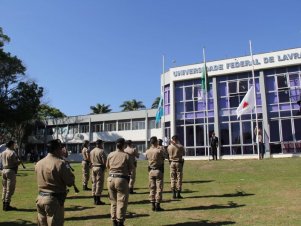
[39,192,57,197]
[92,165,103,167]
[149,167,160,170]
[109,174,129,179]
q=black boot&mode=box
[172,190,177,199]
[83,185,91,191]
[4,202,17,211]
[112,220,118,226]
[151,202,156,211]
[155,202,164,211]
[95,196,105,205]
[117,221,124,226]
[129,188,136,194]
[177,190,183,199]
[93,196,97,205]
[2,202,5,211]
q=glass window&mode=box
[132,120,145,130]
[281,119,292,141]
[175,88,183,102]
[185,101,194,112]
[219,83,227,96]
[148,119,160,129]
[229,95,239,108]
[196,125,204,146]
[176,126,184,144]
[231,122,240,144]
[278,90,290,103]
[289,73,300,87]
[118,121,131,131]
[266,76,276,91]
[80,124,89,133]
[104,121,116,131]
[239,80,248,93]
[267,92,278,104]
[294,118,301,140]
[185,87,193,101]
[176,102,184,114]
[242,121,252,144]
[277,74,288,89]
[68,125,78,134]
[220,123,230,145]
[93,123,103,132]
[185,126,194,146]
[270,120,280,142]
[228,81,237,94]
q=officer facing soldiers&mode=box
[124,140,139,194]
[145,136,165,211]
[167,135,185,199]
[107,138,134,226]
[90,139,106,205]
[2,140,20,211]
[35,139,75,226]
[81,140,91,190]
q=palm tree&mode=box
[90,103,112,114]
[120,99,146,111]
[151,97,161,109]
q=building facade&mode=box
[28,109,161,161]
[162,47,301,160]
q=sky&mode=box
[1,0,301,116]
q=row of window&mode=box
[33,118,160,136]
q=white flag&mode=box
[236,86,255,119]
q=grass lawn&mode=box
[1,158,301,226]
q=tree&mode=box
[90,103,112,114]
[37,104,66,119]
[0,27,44,147]
[151,96,161,109]
[120,99,146,111]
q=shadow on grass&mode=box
[65,212,149,221]
[14,208,36,212]
[126,212,150,218]
[136,189,198,195]
[0,220,36,225]
[16,173,28,177]
[67,195,91,200]
[129,199,180,205]
[164,180,214,184]
[165,201,245,211]
[187,191,255,199]
[65,213,111,221]
[162,220,236,225]
[65,205,95,211]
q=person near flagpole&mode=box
[254,127,265,159]
[210,132,219,160]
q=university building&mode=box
[28,47,301,160]
[162,47,301,159]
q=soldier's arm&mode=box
[61,162,75,187]
[134,148,139,158]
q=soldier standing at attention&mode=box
[107,138,133,226]
[81,140,91,190]
[35,139,75,226]
[145,136,165,211]
[124,140,139,194]
[167,135,185,199]
[90,139,106,205]
[2,140,20,211]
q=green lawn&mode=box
[1,158,301,226]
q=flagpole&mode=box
[203,48,209,161]
[249,40,259,159]
[162,55,165,139]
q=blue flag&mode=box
[155,96,164,124]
